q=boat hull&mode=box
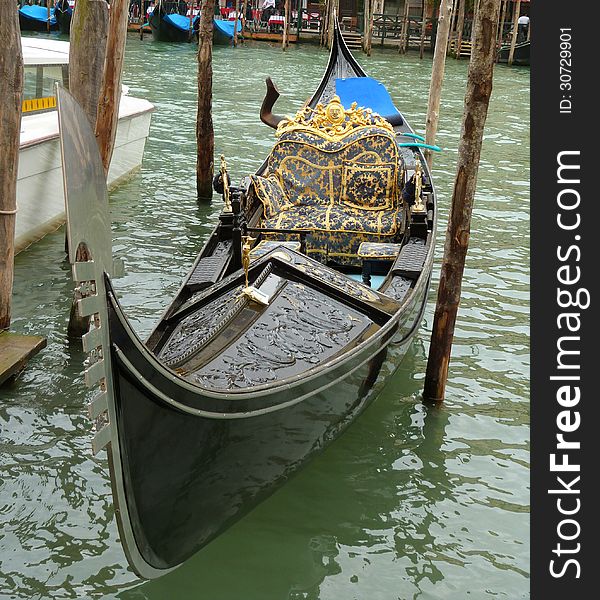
[56,16,438,580]
[104,260,430,573]
[498,40,530,65]
[149,11,191,42]
[15,100,153,253]
[212,19,242,45]
[19,15,58,32]
[55,9,72,35]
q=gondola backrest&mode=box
[251,97,403,218]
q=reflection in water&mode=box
[1,36,529,599]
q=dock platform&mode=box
[0,332,47,386]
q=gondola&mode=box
[54,0,73,36]
[57,19,437,579]
[497,40,530,65]
[149,1,193,43]
[212,18,242,45]
[19,5,58,32]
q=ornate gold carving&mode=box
[220,155,232,213]
[276,96,395,141]
[412,158,426,213]
[241,235,255,289]
[240,236,270,306]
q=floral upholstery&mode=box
[250,100,405,265]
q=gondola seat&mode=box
[250,97,405,266]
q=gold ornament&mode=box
[276,96,395,142]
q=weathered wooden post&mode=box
[454,0,465,57]
[233,0,240,47]
[96,0,131,175]
[140,0,146,40]
[495,0,508,59]
[196,0,215,201]
[0,3,23,331]
[362,0,370,54]
[327,0,339,49]
[69,0,109,126]
[423,0,501,402]
[363,0,375,55]
[399,0,410,54]
[320,0,329,46]
[507,0,521,65]
[282,0,291,50]
[419,0,428,59]
[471,0,481,43]
[424,0,452,167]
[446,0,458,54]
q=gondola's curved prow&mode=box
[308,15,367,109]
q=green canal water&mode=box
[1,36,529,599]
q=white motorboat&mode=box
[16,37,154,254]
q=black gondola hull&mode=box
[105,263,430,571]
[19,14,59,32]
[149,11,190,43]
[56,10,72,35]
[498,40,530,65]
[57,16,438,580]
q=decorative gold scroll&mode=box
[276,96,395,142]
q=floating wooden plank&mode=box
[0,332,47,385]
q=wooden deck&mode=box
[127,23,151,34]
[0,331,46,385]
[244,31,298,43]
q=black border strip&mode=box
[531,1,598,596]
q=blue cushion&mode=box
[335,77,402,125]
[165,14,192,32]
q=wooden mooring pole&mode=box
[507,0,521,66]
[282,0,291,50]
[418,0,428,59]
[424,0,452,168]
[196,0,215,201]
[0,4,47,379]
[0,3,23,331]
[495,0,508,60]
[363,0,373,55]
[327,0,339,49]
[454,0,465,57]
[423,0,501,403]
[399,0,410,54]
[233,0,240,47]
[69,0,109,127]
[446,0,458,54]
[96,0,130,175]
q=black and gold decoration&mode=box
[249,96,406,266]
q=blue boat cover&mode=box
[164,13,192,32]
[335,77,401,120]
[20,5,57,25]
[213,19,242,39]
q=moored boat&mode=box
[212,18,242,45]
[57,19,437,579]
[19,4,58,32]
[497,40,530,65]
[54,0,73,35]
[16,37,154,254]
[149,1,193,42]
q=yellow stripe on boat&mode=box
[22,96,57,113]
